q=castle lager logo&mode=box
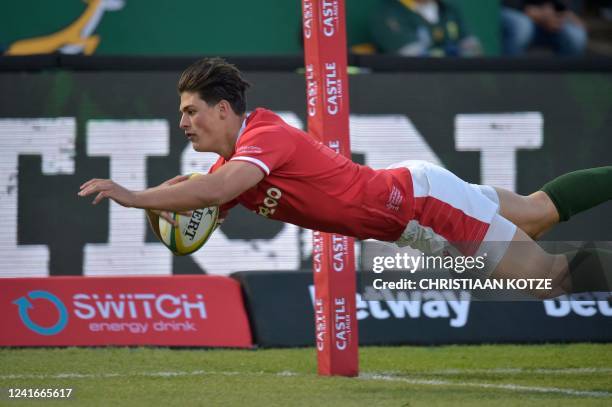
[303,0,314,40]
[320,0,339,38]
[324,62,341,116]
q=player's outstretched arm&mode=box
[145,174,193,229]
[78,160,264,212]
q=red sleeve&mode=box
[230,127,296,176]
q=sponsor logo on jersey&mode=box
[236,145,263,154]
[257,187,282,217]
[386,185,404,211]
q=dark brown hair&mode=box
[178,57,250,115]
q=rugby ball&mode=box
[157,174,219,255]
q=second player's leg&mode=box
[489,225,570,299]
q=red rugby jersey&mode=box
[209,108,413,241]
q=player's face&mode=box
[179,92,226,153]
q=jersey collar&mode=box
[234,113,249,146]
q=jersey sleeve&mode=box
[230,127,296,176]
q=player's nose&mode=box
[179,113,190,129]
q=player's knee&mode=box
[521,191,559,239]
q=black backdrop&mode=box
[0,62,610,277]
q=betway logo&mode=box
[309,286,470,328]
[544,293,612,317]
[73,293,207,320]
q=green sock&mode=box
[566,247,612,293]
[541,166,612,222]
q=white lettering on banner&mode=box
[543,293,612,317]
[324,62,340,115]
[315,297,326,351]
[0,118,76,277]
[321,0,337,37]
[313,231,323,273]
[309,286,471,328]
[73,293,207,320]
[181,112,302,276]
[334,297,351,350]
[455,113,543,191]
[332,235,347,272]
[84,120,171,276]
[306,64,317,117]
[348,115,443,169]
[302,0,313,39]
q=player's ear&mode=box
[217,100,230,119]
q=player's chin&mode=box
[191,140,205,152]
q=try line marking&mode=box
[0,369,610,398]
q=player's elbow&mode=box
[214,187,241,207]
[196,188,225,207]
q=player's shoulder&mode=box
[239,108,303,144]
[244,108,288,132]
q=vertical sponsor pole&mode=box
[301,0,358,376]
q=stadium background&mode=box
[1,65,611,278]
[0,0,611,403]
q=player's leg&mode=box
[488,221,570,299]
[486,166,612,239]
[540,166,612,222]
[492,188,558,240]
[490,222,612,297]
[393,161,611,296]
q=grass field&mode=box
[1,344,611,406]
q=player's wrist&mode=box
[131,190,148,209]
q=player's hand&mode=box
[78,179,135,207]
[148,209,193,227]
[149,209,176,225]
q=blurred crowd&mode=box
[366,0,612,57]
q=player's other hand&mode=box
[148,209,193,226]
[78,178,135,207]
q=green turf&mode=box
[0,344,611,406]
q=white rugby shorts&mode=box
[389,160,517,274]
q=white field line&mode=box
[406,367,612,375]
[360,373,611,398]
[0,369,610,398]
